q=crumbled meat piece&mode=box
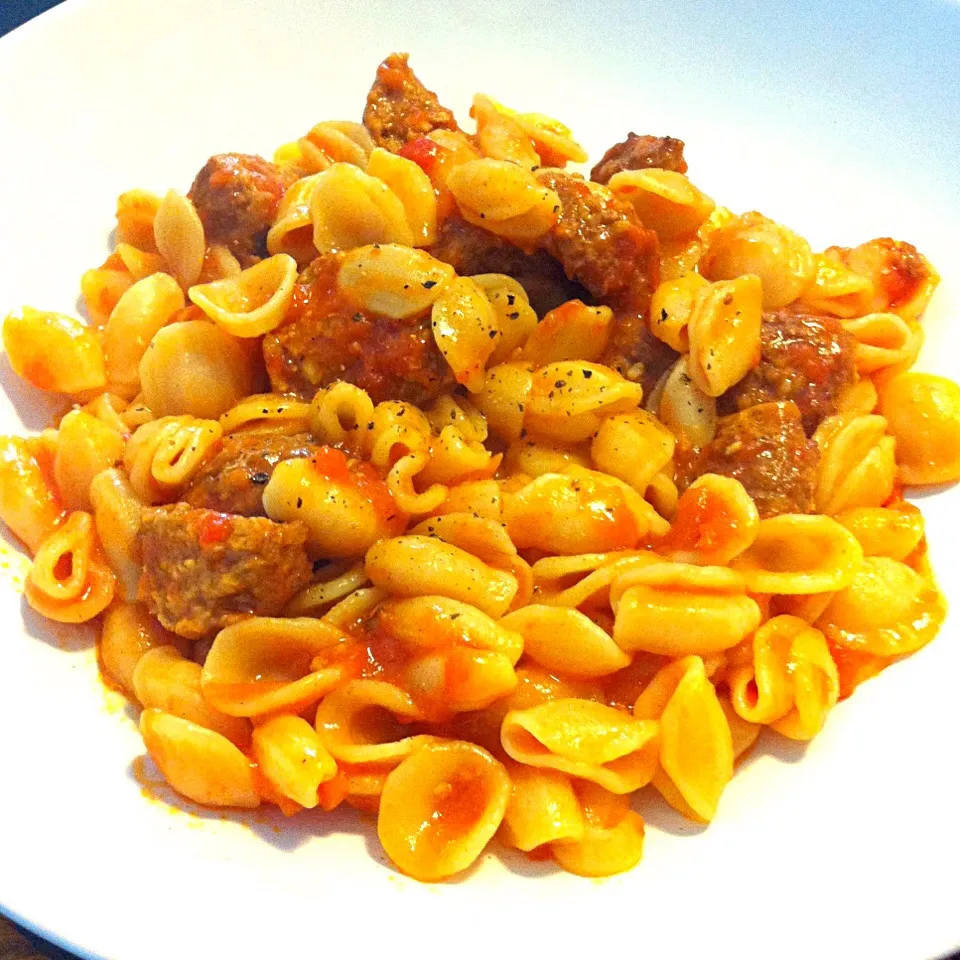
[188,153,294,265]
[535,170,659,314]
[682,401,820,518]
[262,254,454,405]
[590,133,688,184]
[184,432,320,517]
[720,309,857,434]
[428,213,588,316]
[362,53,460,153]
[138,505,312,639]
[602,317,679,398]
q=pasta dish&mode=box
[1,53,957,882]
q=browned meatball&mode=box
[183,432,320,517]
[428,213,588,316]
[590,133,688,184]
[536,170,660,315]
[362,53,460,153]
[262,254,454,405]
[138,504,312,639]
[188,153,294,265]
[684,401,820,518]
[720,310,857,434]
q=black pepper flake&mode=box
[506,294,516,305]
[554,379,566,389]
[507,311,520,320]
[660,308,668,323]
[261,408,269,414]
[251,472,269,485]
[296,497,303,508]
[582,369,593,379]
[520,428,527,438]
[488,329,498,339]
[353,313,363,322]
[422,280,437,289]
[450,613,461,621]
[403,284,410,289]
[367,421,375,430]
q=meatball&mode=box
[685,401,820,518]
[138,504,313,639]
[188,153,294,265]
[535,170,659,315]
[720,310,857,434]
[183,432,320,517]
[362,53,460,153]
[262,254,454,405]
[428,213,588,316]
[590,133,688,184]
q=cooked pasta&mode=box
[1,52,955,883]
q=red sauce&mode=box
[427,765,489,847]
[317,769,350,811]
[399,136,441,175]
[197,512,234,546]
[583,486,640,553]
[826,641,888,700]
[656,483,738,558]
[310,446,407,533]
[599,653,668,710]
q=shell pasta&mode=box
[0,51,956,884]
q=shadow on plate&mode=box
[19,594,96,652]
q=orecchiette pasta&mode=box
[3,55,956,884]
[611,562,761,655]
[634,656,733,821]
[252,715,338,809]
[154,190,206,289]
[700,211,815,309]
[132,645,252,745]
[139,320,259,420]
[53,411,125,512]
[447,158,560,245]
[727,616,839,740]
[878,372,960,485]
[311,163,414,252]
[188,254,298,337]
[815,556,945,657]
[730,514,863,594]
[140,709,260,809]
[377,740,510,881]
[124,416,222,503]
[501,699,660,794]
[201,616,352,717]
[0,437,63,552]
[24,512,115,623]
[686,275,763,397]
[337,244,455,319]
[3,308,106,394]
[609,168,715,240]
[550,782,645,877]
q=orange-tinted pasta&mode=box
[0,52,954,884]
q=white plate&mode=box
[1,1,959,958]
